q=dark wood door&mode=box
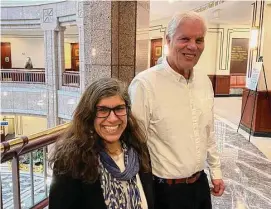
[1,42,12,69]
[150,38,162,67]
[71,43,79,71]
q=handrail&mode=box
[1,123,70,161]
[1,123,70,209]
[1,69,45,72]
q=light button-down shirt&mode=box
[129,59,222,180]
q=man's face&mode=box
[167,19,205,73]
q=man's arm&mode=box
[206,104,222,180]
[128,78,151,133]
[206,80,225,196]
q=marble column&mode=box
[43,29,60,128]
[58,26,65,88]
[76,1,139,92]
[41,4,61,128]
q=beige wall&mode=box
[20,115,47,136]
[0,115,47,137]
[1,37,44,68]
[259,4,271,90]
[1,36,77,70]
[64,42,71,69]
[139,17,250,76]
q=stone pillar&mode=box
[136,2,150,75]
[76,1,138,92]
[240,1,271,136]
[41,4,60,128]
[58,26,65,87]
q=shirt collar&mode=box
[163,57,195,83]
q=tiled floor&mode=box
[214,97,271,160]
[212,97,271,209]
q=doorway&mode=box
[150,38,162,67]
[1,42,12,69]
[70,43,79,71]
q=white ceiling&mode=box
[150,0,253,25]
[1,0,64,7]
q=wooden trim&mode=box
[240,89,271,135]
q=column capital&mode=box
[40,4,59,31]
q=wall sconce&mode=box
[249,27,259,49]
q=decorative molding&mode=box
[58,15,77,23]
[193,0,225,13]
[137,1,150,12]
[43,8,54,23]
[137,24,166,38]
[208,28,225,71]
[77,2,84,18]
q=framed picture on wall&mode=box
[155,46,162,57]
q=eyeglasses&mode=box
[95,105,129,118]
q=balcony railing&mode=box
[0,123,69,209]
[0,69,80,88]
[0,69,45,84]
[62,71,80,87]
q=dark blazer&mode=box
[49,168,154,209]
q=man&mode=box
[129,11,224,209]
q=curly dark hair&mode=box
[49,78,150,183]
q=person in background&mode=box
[129,11,224,209]
[49,78,154,209]
[24,57,33,82]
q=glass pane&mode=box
[1,160,14,209]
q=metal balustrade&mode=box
[62,71,80,87]
[0,123,69,209]
[0,69,80,88]
[0,70,45,84]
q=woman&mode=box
[49,78,154,209]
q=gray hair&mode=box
[166,11,207,39]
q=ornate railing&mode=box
[62,71,80,87]
[0,69,45,84]
[0,123,69,209]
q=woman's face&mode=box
[94,95,128,145]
